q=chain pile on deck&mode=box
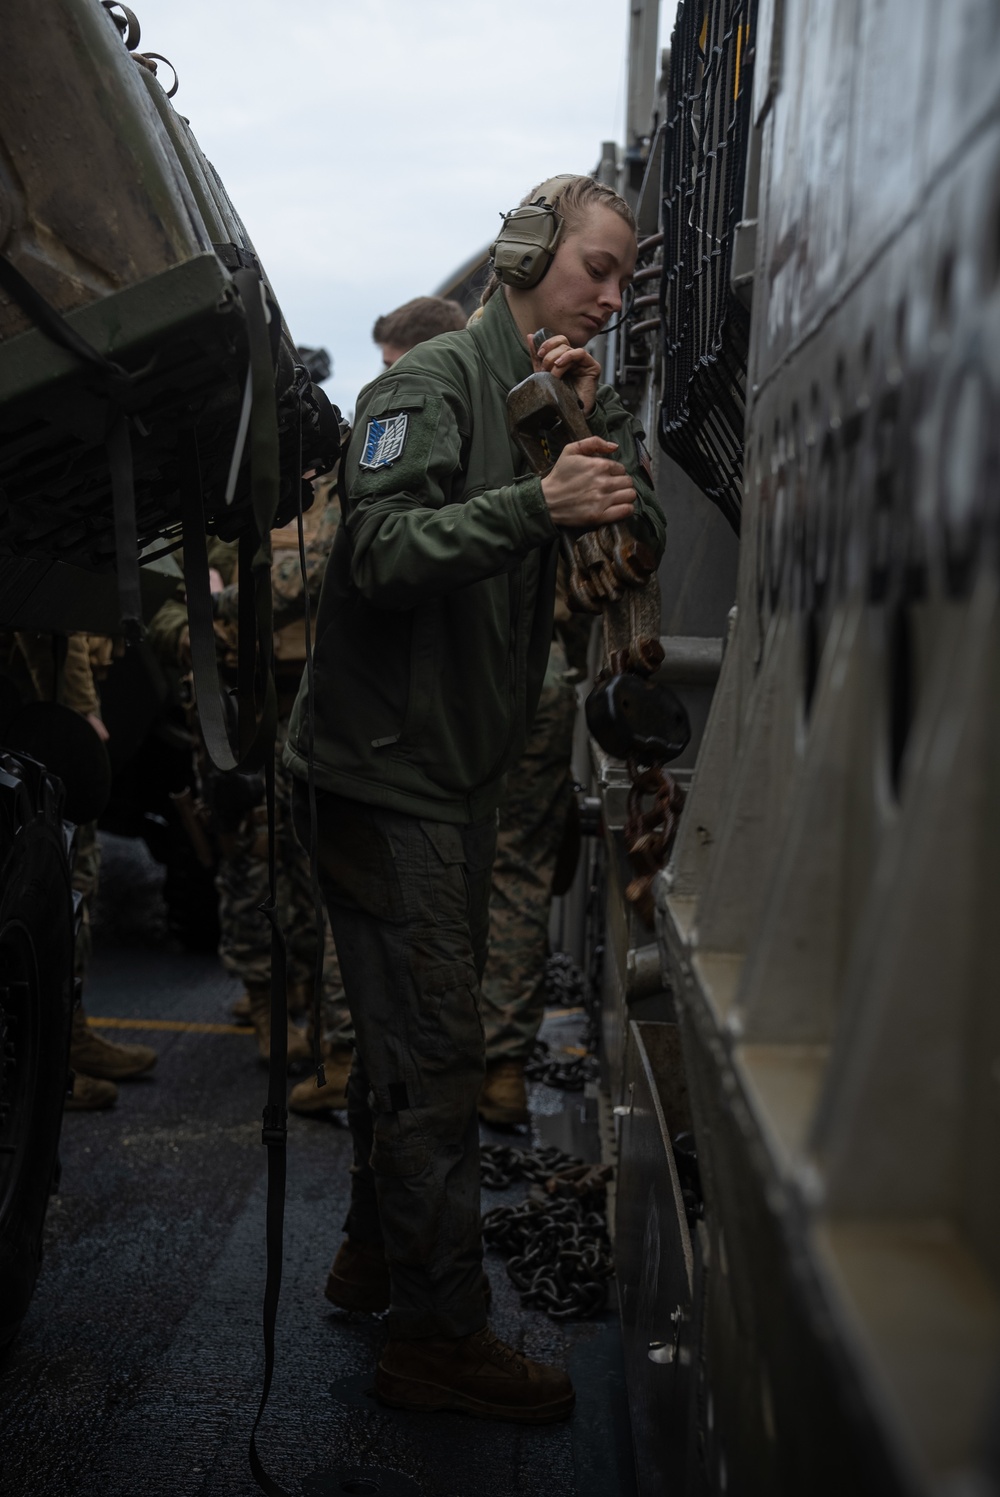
[481,1142,614,1320]
[524,953,600,1091]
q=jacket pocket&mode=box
[399,599,440,746]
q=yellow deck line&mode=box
[88,1017,254,1036]
[88,1004,584,1037]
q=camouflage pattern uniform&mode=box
[214,718,351,1046]
[478,636,577,1062]
[213,483,352,1047]
[12,631,105,978]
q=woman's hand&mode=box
[530,333,602,416]
[540,436,636,527]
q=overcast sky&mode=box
[131,0,676,415]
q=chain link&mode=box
[481,1142,615,1320]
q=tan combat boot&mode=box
[231,991,251,1022]
[478,1059,528,1126]
[65,1072,118,1110]
[69,1010,157,1082]
[245,983,311,1067]
[287,1044,352,1115]
[375,1328,574,1423]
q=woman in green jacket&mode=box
[286,174,664,1422]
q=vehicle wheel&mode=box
[0,753,75,1353]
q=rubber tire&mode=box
[0,757,74,1354]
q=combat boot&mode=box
[287,1044,352,1115]
[478,1059,528,1126]
[231,991,251,1022]
[375,1328,574,1424]
[324,1239,493,1315]
[69,1010,157,1082]
[65,1072,118,1110]
[245,983,311,1067]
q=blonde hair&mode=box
[480,175,636,306]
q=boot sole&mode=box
[374,1369,574,1424]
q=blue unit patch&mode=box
[359,412,409,470]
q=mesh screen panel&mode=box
[659,0,758,532]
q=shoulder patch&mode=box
[360,412,409,470]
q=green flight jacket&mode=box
[284,287,665,823]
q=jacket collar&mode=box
[468,287,534,395]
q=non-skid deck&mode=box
[0,835,636,1497]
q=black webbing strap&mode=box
[294,412,327,1090]
[234,268,293,1497]
[177,434,238,770]
[0,250,142,639]
[106,412,143,641]
[175,260,285,774]
[249,743,293,1497]
[178,433,274,772]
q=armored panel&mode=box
[653,0,1000,1491]
[615,1020,700,1496]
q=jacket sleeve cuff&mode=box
[502,475,557,549]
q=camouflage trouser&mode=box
[295,782,495,1341]
[479,661,577,1063]
[216,721,353,1048]
[72,820,101,981]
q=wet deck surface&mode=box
[0,836,636,1497]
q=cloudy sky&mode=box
[130,0,677,415]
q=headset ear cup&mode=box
[490,202,564,289]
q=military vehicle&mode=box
[557,1,1000,1493]
[0,0,337,1350]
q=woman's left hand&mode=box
[530,334,601,417]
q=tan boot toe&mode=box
[69,1016,156,1082]
[478,1059,528,1126]
[375,1327,574,1423]
[65,1072,118,1111]
[246,984,312,1068]
[288,1046,352,1115]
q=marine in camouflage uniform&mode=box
[477,635,578,1122]
[146,496,354,1102]
[8,630,157,1110]
[476,571,595,1125]
[210,480,355,1106]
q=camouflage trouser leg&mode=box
[277,750,353,1047]
[72,820,101,980]
[479,677,577,1063]
[297,783,495,1341]
[216,724,353,1045]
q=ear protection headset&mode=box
[489,175,578,290]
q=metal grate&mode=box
[659,0,758,532]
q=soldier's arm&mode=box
[345,375,555,612]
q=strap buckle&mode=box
[261,1102,287,1148]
